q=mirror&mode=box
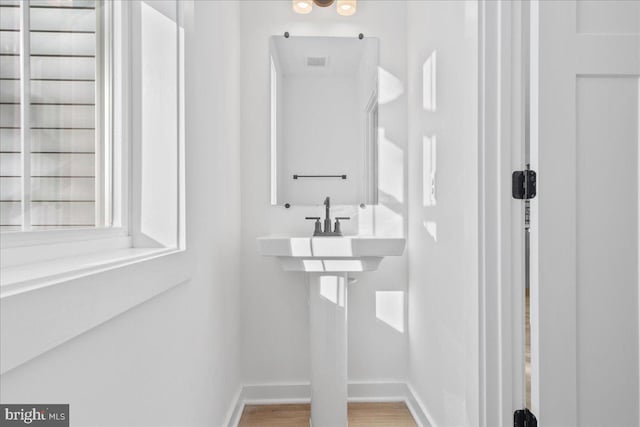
[269,35,379,206]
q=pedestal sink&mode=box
[257,236,406,427]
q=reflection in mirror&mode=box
[269,36,379,206]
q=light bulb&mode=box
[336,0,356,16]
[293,0,313,14]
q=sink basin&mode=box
[257,236,406,272]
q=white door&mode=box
[531,1,640,426]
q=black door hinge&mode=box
[512,170,537,200]
[514,408,537,427]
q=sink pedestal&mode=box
[257,236,407,427]
[308,273,348,427]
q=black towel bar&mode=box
[293,174,347,180]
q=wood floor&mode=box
[238,402,417,427]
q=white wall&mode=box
[407,2,479,426]
[239,0,409,386]
[0,2,243,426]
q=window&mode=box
[0,0,111,232]
[0,0,184,290]
[0,2,186,372]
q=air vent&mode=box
[306,56,328,67]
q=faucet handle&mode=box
[305,217,322,236]
[333,217,350,235]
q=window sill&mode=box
[0,246,191,374]
[1,246,175,298]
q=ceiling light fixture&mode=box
[336,0,356,16]
[293,0,313,14]
[313,0,335,6]
[293,0,356,16]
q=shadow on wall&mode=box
[376,290,405,333]
[320,275,346,307]
[321,280,406,334]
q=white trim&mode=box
[177,0,186,250]
[405,383,438,427]
[508,0,527,418]
[1,234,129,269]
[223,386,244,427]
[224,382,433,427]
[0,249,189,374]
[478,1,487,423]
[348,381,406,403]
[111,0,129,230]
[637,53,640,427]
[478,0,525,425]
[0,247,180,298]
[95,0,106,227]
[528,0,540,415]
[0,227,127,250]
[104,0,114,227]
[19,0,31,231]
[241,382,311,404]
[95,0,114,228]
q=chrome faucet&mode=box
[305,196,350,236]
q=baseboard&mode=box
[222,385,243,427]
[243,382,311,404]
[348,381,408,402]
[225,381,433,427]
[405,383,438,427]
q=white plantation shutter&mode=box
[0,0,107,232]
